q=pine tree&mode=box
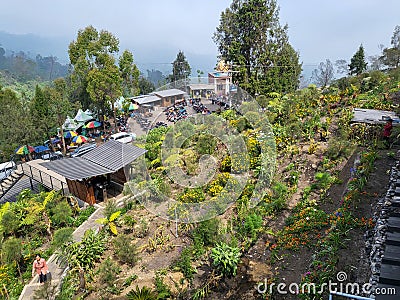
[348,45,367,75]
[213,0,302,95]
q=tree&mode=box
[213,0,301,95]
[348,44,367,75]
[168,50,191,84]
[335,59,348,75]
[68,26,121,116]
[2,237,23,280]
[380,27,400,69]
[311,59,334,88]
[138,76,155,94]
[119,50,140,97]
[51,78,74,154]
[30,85,57,151]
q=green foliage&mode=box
[173,247,196,282]
[154,271,171,300]
[1,237,22,265]
[213,0,301,95]
[50,201,73,227]
[195,134,217,155]
[97,257,121,286]
[127,285,158,300]
[349,44,368,75]
[238,212,263,241]
[112,234,138,266]
[1,210,20,235]
[62,229,106,270]
[52,227,74,248]
[192,218,221,249]
[211,242,241,277]
[104,199,119,219]
[168,50,191,83]
[73,206,96,227]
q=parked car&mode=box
[110,132,133,144]
[70,143,96,157]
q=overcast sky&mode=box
[1,0,399,72]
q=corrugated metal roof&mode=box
[82,139,147,171]
[188,84,215,90]
[43,157,114,181]
[131,95,161,105]
[153,88,186,98]
[42,140,147,180]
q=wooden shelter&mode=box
[42,140,146,205]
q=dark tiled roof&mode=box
[42,140,146,181]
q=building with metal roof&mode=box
[42,140,146,204]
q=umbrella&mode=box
[64,131,78,138]
[84,121,102,129]
[72,135,88,144]
[34,145,50,153]
[129,103,139,111]
[15,145,35,155]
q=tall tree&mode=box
[312,59,334,88]
[380,26,400,69]
[348,44,367,75]
[169,50,191,84]
[51,78,75,154]
[119,50,140,97]
[31,85,57,150]
[68,25,121,116]
[213,0,301,95]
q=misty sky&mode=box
[1,0,399,72]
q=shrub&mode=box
[52,227,74,248]
[1,210,19,235]
[173,247,196,282]
[112,234,138,266]
[211,242,241,277]
[73,206,96,227]
[239,212,263,241]
[98,257,121,286]
[192,218,220,248]
[104,199,119,219]
[51,201,73,227]
[127,285,158,300]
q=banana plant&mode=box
[96,210,121,235]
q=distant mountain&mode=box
[0,31,70,63]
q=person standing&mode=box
[383,118,393,147]
[32,254,48,284]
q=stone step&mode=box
[379,263,400,286]
[382,245,400,265]
[376,283,400,300]
[386,231,400,246]
[387,217,400,232]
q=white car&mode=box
[110,132,133,144]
